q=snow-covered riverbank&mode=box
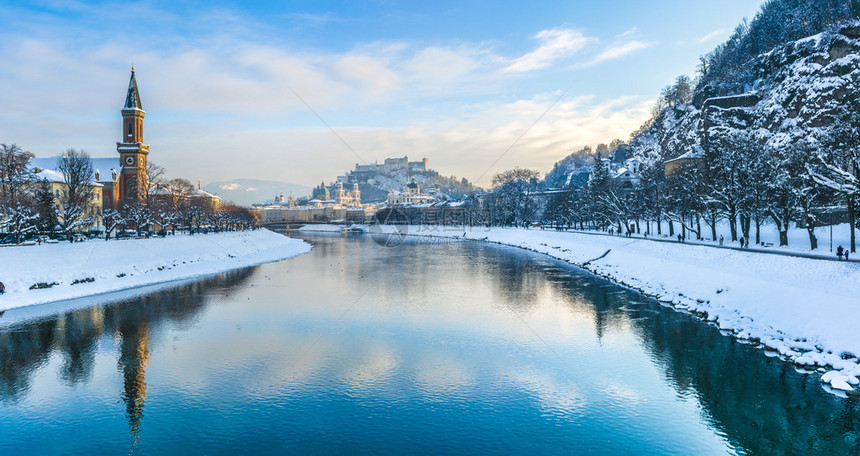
[299,223,860,395]
[0,229,311,311]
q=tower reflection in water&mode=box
[0,267,256,440]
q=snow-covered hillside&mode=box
[0,230,311,311]
[628,21,860,164]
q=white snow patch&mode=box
[0,230,311,311]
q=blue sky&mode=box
[0,0,763,188]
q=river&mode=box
[0,232,858,455]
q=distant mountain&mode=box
[203,179,312,206]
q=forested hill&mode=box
[623,0,860,167]
[696,0,860,100]
[627,18,860,166]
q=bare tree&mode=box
[57,148,96,240]
[163,178,195,234]
[0,144,34,202]
[146,160,166,199]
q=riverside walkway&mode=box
[541,227,859,263]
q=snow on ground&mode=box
[0,229,311,311]
[629,219,855,256]
[299,223,860,395]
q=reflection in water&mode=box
[118,319,149,440]
[498,252,860,454]
[0,268,255,442]
[0,234,858,455]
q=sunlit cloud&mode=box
[505,28,591,73]
[0,2,660,188]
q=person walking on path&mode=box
[719,235,724,246]
[837,245,844,260]
[739,236,745,248]
[745,237,749,249]
[846,250,850,260]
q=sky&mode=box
[0,0,764,189]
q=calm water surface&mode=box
[0,232,858,455]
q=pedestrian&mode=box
[837,245,844,260]
[845,250,849,260]
[719,235,724,246]
[745,237,749,249]
[678,234,682,243]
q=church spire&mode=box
[124,65,143,110]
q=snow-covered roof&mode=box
[665,146,705,163]
[148,186,173,196]
[32,168,65,183]
[31,167,104,187]
[189,188,222,200]
[29,156,120,184]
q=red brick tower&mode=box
[117,65,149,206]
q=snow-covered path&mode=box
[299,224,860,395]
[0,229,311,311]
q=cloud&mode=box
[581,40,652,67]
[617,28,638,39]
[505,28,590,73]
[0,5,655,189]
[698,28,728,43]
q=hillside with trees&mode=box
[494,0,860,254]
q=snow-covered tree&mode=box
[0,143,36,240]
[103,208,124,240]
[4,198,38,243]
[489,168,542,226]
[122,202,153,236]
[704,131,754,242]
[33,180,59,234]
[57,148,96,240]
[811,105,860,252]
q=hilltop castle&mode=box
[340,156,428,182]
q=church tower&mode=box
[117,65,149,205]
